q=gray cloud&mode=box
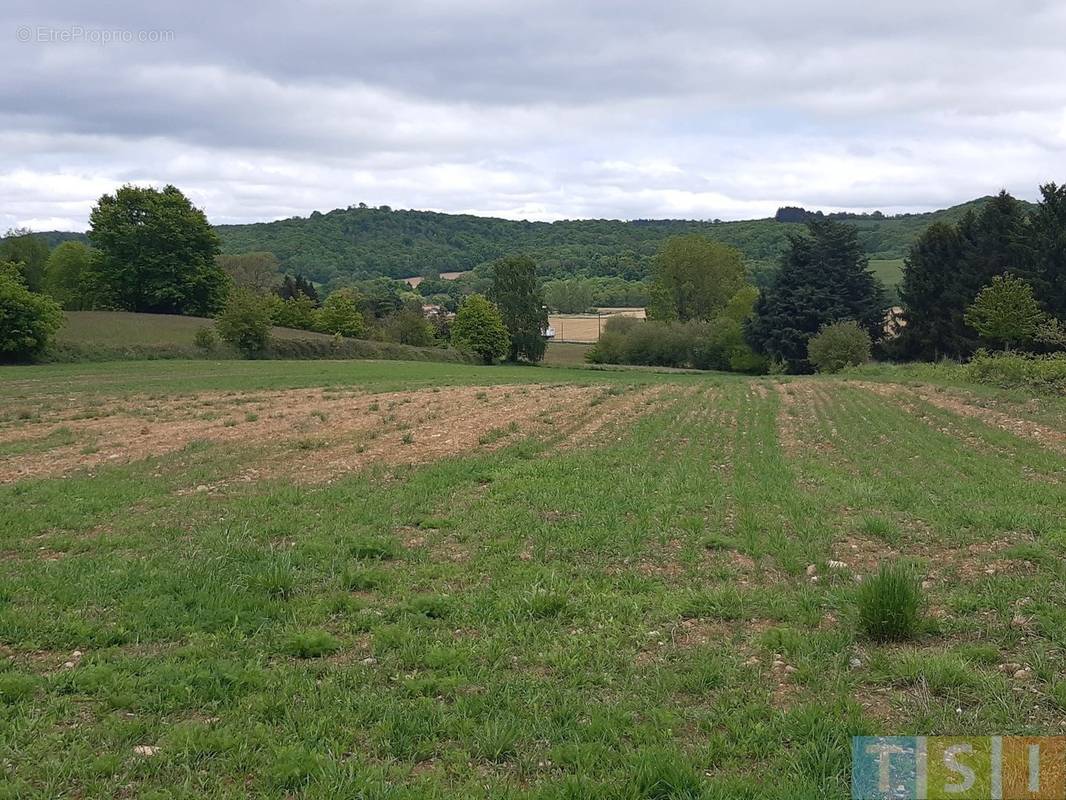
[3,0,1065,231]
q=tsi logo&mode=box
[852,736,1066,799]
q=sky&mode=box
[4,1,1066,231]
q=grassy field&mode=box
[51,312,468,365]
[0,360,1063,798]
[868,259,904,300]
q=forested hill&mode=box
[212,198,997,285]
[25,197,1005,286]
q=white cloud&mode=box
[2,0,1064,231]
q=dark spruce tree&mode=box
[489,255,548,363]
[1021,182,1066,319]
[896,191,1029,360]
[86,185,226,315]
[746,218,885,372]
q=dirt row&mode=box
[0,383,666,485]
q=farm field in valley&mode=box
[0,360,1064,798]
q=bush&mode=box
[216,289,273,357]
[964,350,1066,393]
[857,562,923,642]
[807,320,872,373]
[586,316,767,373]
[0,264,64,362]
[193,326,218,353]
[382,308,435,347]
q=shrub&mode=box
[586,316,767,373]
[0,263,64,362]
[964,350,1066,393]
[857,562,923,642]
[964,274,1046,350]
[382,308,435,346]
[271,294,317,331]
[807,320,872,373]
[216,289,273,357]
[193,326,218,353]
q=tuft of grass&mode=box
[266,745,323,790]
[280,630,341,659]
[0,673,38,704]
[342,567,385,592]
[349,538,397,560]
[401,432,414,445]
[857,562,924,642]
[245,559,296,599]
[857,514,899,543]
[632,749,704,800]
[406,595,452,619]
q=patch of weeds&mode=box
[703,532,737,551]
[0,673,38,704]
[857,514,899,543]
[294,438,326,451]
[875,652,985,697]
[416,517,453,530]
[266,745,323,791]
[368,402,380,412]
[342,567,385,592]
[80,444,100,455]
[952,643,1000,667]
[245,412,259,422]
[471,717,520,762]
[280,630,341,659]
[223,419,238,427]
[183,439,212,453]
[479,427,509,445]
[857,562,923,642]
[631,748,704,800]
[526,589,569,620]
[475,391,488,401]
[245,558,296,599]
[349,538,397,560]
[311,410,328,422]
[401,432,414,445]
[406,594,452,619]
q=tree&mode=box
[451,294,509,364]
[897,192,1029,360]
[648,235,746,322]
[489,255,547,362]
[272,294,317,331]
[86,184,227,315]
[43,242,94,310]
[1021,182,1066,319]
[277,274,320,304]
[964,274,1046,350]
[382,309,435,347]
[0,261,64,362]
[746,219,885,372]
[216,289,272,357]
[807,321,873,373]
[0,229,50,292]
[316,289,366,337]
[217,252,281,295]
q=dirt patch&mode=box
[832,533,1037,584]
[851,381,1066,455]
[0,383,666,485]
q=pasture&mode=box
[0,360,1064,798]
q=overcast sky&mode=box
[4,1,1066,231]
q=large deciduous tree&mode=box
[745,219,885,372]
[217,252,282,295]
[0,229,50,293]
[489,255,547,362]
[86,184,227,315]
[451,293,510,364]
[43,241,95,310]
[649,235,745,322]
[0,261,64,362]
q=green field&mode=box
[50,312,468,365]
[868,259,904,300]
[1,360,1064,798]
